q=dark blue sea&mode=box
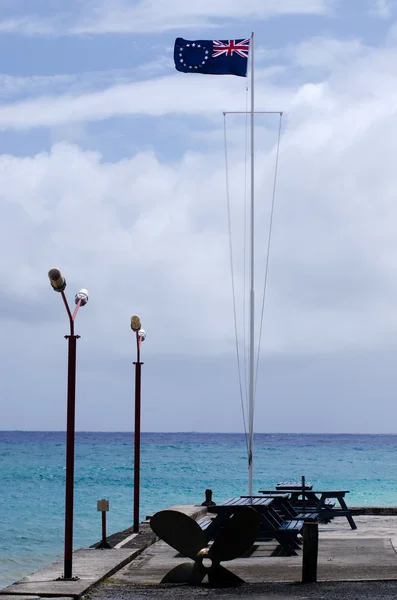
[1,431,397,588]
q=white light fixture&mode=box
[75,289,89,306]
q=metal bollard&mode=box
[201,489,216,506]
[302,522,318,583]
[97,499,111,549]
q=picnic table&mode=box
[276,480,313,491]
[204,496,304,556]
[258,488,359,529]
[240,494,318,523]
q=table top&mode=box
[276,481,313,490]
[240,494,289,499]
[208,496,276,511]
[308,490,350,496]
[258,489,350,496]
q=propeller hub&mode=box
[196,548,218,572]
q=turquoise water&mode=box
[1,431,397,588]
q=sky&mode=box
[1,0,397,433]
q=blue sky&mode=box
[2,0,397,434]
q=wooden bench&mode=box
[295,512,320,521]
[241,494,299,521]
[259,491,335,510]
[207,497,304,556]
[197,518,213,531]
[279,519,304,533]
[257,507,303,555]
[259,489,358,529]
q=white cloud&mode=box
[5,29,397,430]
[0,35,392,138]
[4,30,397,431]
[0,0,331,35]
[289,36,366,69]
[72,0,331,34]
[0,74,290,130]
[0,143,238,356]
[0,73,76,99]
[369,0,394,19]
[0,70,148,101]
[3,36,397,363]
[0,34,396,134]
[0,16,58,35]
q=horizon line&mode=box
[1,430,396,435]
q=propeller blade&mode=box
[151,510,208,560]
[161,561,205,585]
[209,506,259,562]
[207,564,245,587]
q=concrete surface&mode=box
[0,597,73,600]
[3,508,397,599]
[108,517,397,585]
[88,580,397,599]
[88,514,397,599]
[0,505,202,599]
[0,597,74,600]
[0,549,138,598]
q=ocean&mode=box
[1,431,397,588]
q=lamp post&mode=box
[130,315,146,533]
[48,268,89,581]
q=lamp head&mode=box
[138,329,146,341]
[48,268,66,292]
[130,314,141,332]
[75,289,89,306]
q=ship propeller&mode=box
[150,507,259,586]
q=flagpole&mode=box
[248,31,255,497]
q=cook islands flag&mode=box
[174,37,250,77]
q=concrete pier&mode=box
[2,506,397,599]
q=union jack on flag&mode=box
[174,37,250,77]
[212,39,250,59]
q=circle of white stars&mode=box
[179,43,210,69]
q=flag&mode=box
[174,37,250,77]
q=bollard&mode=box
[302,522,318,583]
[302,475,306,511]
[97,499,111,549]
[201,489,216,507]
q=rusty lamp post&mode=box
[130,314,146,533]
[48,268,89,580]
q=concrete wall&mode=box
[353,506,397,515]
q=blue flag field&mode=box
[174,37,250,77]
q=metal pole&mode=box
[248,30,255,497]
[133,334,142,533]
[63,332,79,580]
[102,511,107,545]
[49,276,87,582]
[60,289,81,581]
